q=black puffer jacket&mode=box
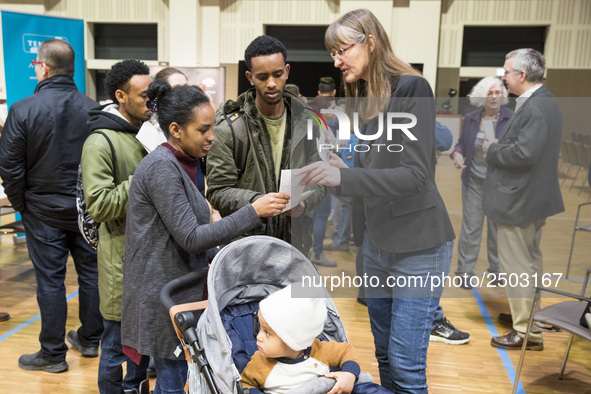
[0,76,97,231]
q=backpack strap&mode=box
[91,130,118,184]
[224,111,248,179]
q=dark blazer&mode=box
[340,75,455,253]
[483,87,564,225]
[452,106,513,185]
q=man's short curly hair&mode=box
[244,35,287,71]
[104,59,150,103]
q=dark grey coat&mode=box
[483,87,564,225]
[121,145,260,359]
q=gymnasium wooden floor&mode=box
[0,157,590,393]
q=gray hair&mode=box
[506,48,545,83]
[468,76,509,108]
[38,39,75,78]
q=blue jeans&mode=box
[153,357,188,394]
[363,233,452,393]
[311,194,332,255]
[98,319,149,393]
[333,197,352,246]
[21,211,102,362]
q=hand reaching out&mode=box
[452,152,466,169]
[329,153,348,169]
[296,161,341,187]
[251,193,290,217]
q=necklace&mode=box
[482,111,499,125]
[482,111,499,121]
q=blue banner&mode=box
[1,11,85,108]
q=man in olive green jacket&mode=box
[206,36,325,255]
[81,59,152,394]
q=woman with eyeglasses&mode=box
[298,9,455,393]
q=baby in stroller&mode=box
[189,236,392,394]
[241,284,359,393]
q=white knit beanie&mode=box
[259,284,327,351]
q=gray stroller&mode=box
[161,235,373,394]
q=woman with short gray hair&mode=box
[451,76,513,288]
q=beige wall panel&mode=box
[574,30,591,67]
[438,0,591,69]
[390,0,441,88]
[220,0,340,63]
[45,0,169,61]
[45,0,168,20]
[169,0,198,66]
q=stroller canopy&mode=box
[197,236,347,394]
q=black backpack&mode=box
[224,111,248,179]
[76,131,117,250]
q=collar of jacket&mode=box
[87,103,141,135]
[464,105,513,127]
[221,88,306,119]
[34,75,78,94]
[220,88,311,144]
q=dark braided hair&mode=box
[146,80,210,138]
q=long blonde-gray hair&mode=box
[325,9,422,119]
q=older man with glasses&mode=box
[483,48,564,351]
[0,39,102,372]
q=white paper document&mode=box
[316,136,331,162]
[136,120,166,153]
[278,169,314,212]
[482,119,495,142]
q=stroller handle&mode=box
[160,269,208,311]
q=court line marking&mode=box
[0,289,79,344]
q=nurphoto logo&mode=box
[306,107,418,154]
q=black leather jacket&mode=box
[0,76,97,231]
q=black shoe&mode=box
[457,273,474,289]
[18,351,68,373]
[430,318,471,345]
[498,313,513,327]
[67,330,99,357]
